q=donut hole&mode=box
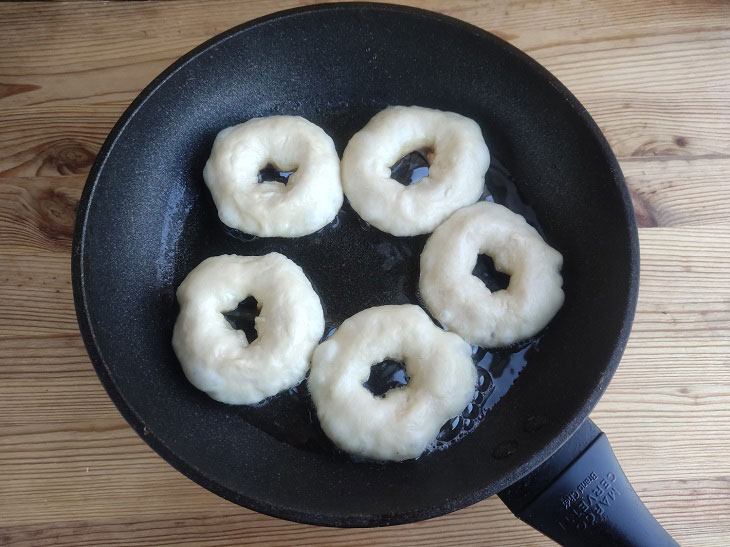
[390,148,432,185]
[363,358,410,397]
[257,163,296,185]
[472,254,511,292]
[223,296,260,342]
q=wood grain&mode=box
[1,0,729,545]
[623,158,730,227]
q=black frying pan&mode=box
[72,4,676,545]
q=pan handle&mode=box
[498,419,677,546]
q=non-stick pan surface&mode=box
[73,3,638,527]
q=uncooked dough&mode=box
[172,253,324,405]
[308,304,477,461]
[203,116,343,237]
[419,201,564,347]
[340,106,490,236]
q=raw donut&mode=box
[340,106,490,236]
[308,305,477,461]
[172,253,324,405]
[203,116,343,237]
[419,201,564,347]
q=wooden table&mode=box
[1,1,729,545]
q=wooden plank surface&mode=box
[1,0,729,545]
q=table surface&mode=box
[1,1,729,545]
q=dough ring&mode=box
[203,116,343,237]
[340,106,490,236]
[419,201,564,347]
[172,253,324,405]
[308,304,477,461]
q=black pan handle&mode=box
[498,419,677,546]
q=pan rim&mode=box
[71,2,639,527]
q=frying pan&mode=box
[72,3,677,545]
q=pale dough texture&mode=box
[340,106,490,236]
[308,304,477,461]
[172,253,324,405]
[419,201,564,347]
[203,116,343,237]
